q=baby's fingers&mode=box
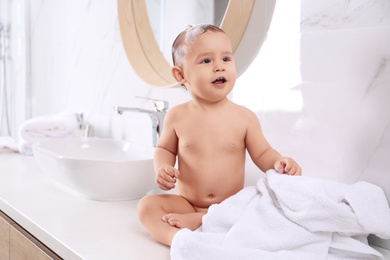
[284,158,302,176]
[156,176,175,190]
[156,165,179,190]
[161,165,180,179]
[156,178,175,190]
[274,158,302,176]
[274,159,286,174]
[288,164,302,176]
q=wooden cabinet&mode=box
[0,211,11,260]
[0,211,62,260]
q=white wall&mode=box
[28,1,390,199]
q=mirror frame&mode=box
[118,0,255,88]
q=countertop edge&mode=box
[0,198,83,260]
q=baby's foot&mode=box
[162,212,204,230]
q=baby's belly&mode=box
[176,170,245,209]
[177,148,247,208]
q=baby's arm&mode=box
[154,108,180,190]
[244,109,301,175]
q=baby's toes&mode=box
[169,219,179,227]
[166,214,183,227]
[162,214,176,225]
[162,214,174,223]
[161,214,169,222]
[168,216,179,226]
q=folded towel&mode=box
[171,171,390,260]
[18,139,35,155]
[18,112,80,155]
[0,136,19,153]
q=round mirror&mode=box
[145,0,230,60]
[118,0,275,88]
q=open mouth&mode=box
[212,77,226,84]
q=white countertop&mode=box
[1,153,389,259]
[0,153,170,260]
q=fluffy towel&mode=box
[18,112,80,155]
[0,136,19,153]
[171,170,390,260]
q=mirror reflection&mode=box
[145,0,229,66]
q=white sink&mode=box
[33,137,155,201]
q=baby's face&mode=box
[181,31,236,103]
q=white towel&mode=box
[171,171,390,260]
[18,112,80,155]
[0,136,19,153]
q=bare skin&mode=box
[137,29,302,247]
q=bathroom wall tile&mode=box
[235,2,390,198]
[30,1,142,138]
[297,26,390,183]
[300,0,390,32]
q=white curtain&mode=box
[0,0,30,140]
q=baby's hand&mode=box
[274,157,302,176]
[155,164,180,191]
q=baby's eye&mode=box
[201,59,211,64]
[223,57,230,62]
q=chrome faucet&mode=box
[113,98,169,147]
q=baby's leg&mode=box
[137,194,196,246]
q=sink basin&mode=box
[33,137,155,201]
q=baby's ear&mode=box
[172,66,186,85]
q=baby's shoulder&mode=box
[169,102,190,112]
[165,102,190,118]
[231,103,257,119]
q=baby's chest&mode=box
[177,123,246,152]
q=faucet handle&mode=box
[153,100,169,112]
[136,96,169,112]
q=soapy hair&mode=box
[172,24,225,66]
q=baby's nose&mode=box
[214,64,225,72]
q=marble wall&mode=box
[235,0,390,194]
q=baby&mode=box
[137,24,301,246]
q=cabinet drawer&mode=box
[0,210,61,260]
[10,224,61,260]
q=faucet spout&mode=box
[113,105,167,147]
[114,106,152,115]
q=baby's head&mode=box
[172,24,226,66]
